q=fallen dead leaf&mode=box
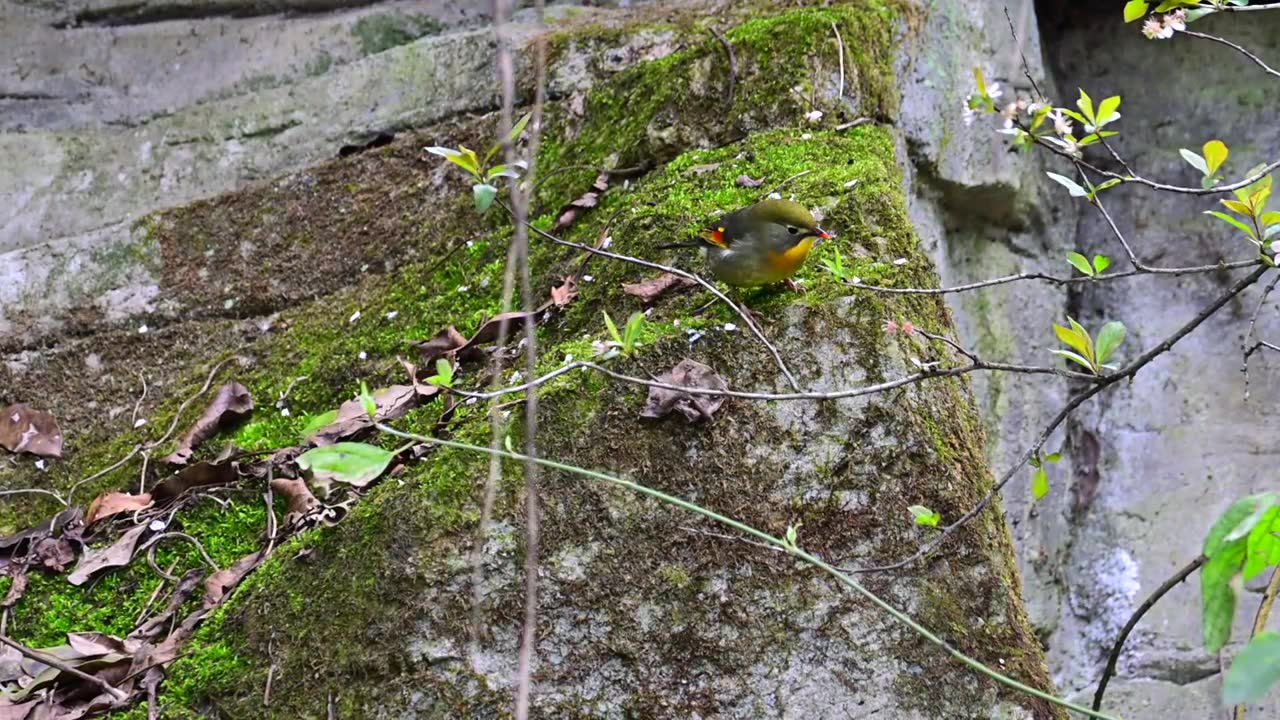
[1,571,27,611]
[622,273,697,303]
[67,524,148,586]
[32,536,77,573]
[308,384,422,445]
[639,359,728,422]
[458,311,539,356]
[412,326,469,365]
[0,404,63,458]
[270,477,320,527]
[84,492,154,527]
[736,174,764,187]
[550,275,579,307]
[130,568,204,642]
[203,550,266,608]
[163,382,254,465]
[150,461,238,502]
[554,172,610,231]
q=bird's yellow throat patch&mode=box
[767,237,816,277]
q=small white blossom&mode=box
[986,82,1003,100]
[582,275,594,282]
[844,178,859,189]
[805,109,824,124]
[723,322,738,332]
[564,354,574,363]
[133,418,147,428]
[1048,110,1073,137]
[1000,102,1019,129]
[893,257,908,266]
[601,236,613,249]
[358,351,368,360]
[800,133,813,140]
[1164,9,1186,33]
[1027,100,1048,115]
[34,459,46,471]
[280,408,291,417]
[457,285,470,293]
[348,311,361,323]
[962,97,977,127]
[138,324,149,334]
[149,519,167,532]
[385,310,399,320]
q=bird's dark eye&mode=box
[787,226,799,235]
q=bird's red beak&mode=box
[815,228,833,240]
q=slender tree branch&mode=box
[373,423,1124,720]
[1035,136,1280,197]
[0,632,128,701]
[1183,30,1280,80]
[858,265,1269,573]
[1093,554,1207,712]
[845,261,1259,295]
[1232,564,1280,720]
[1242,272,1280,400]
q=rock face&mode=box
[0,1,1068,718]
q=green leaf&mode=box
[1050,349,1095,372]
[1044,452,1063,464]
[504,434,515,454]
[1204,140,1229,176]
[1223,199,1256,218]
[1093,255,1112,274]
[973,67,987,97]
[424,146,461,158]
[1185,7,1215,22]
[1076,88,1095,124]
[1059,108,1088,124]
[1094,321,1126,365]
[487,165,520,180]
[1261,211,1280,227]
[1032,467,1049,500]
[508,112,532,144]
[602,311,622,344]
[1053,321,1093,363]
[1205,494,1279,557]
[1205,210,1259,240]
[300,410,338,440]
[1223,632,1280,706]
[473,183,498,213]
[1123,0,1149,21]
[1202,542,1245,654]
[1181,149,1210,176]
[1095,96,1121,127]
[429,358,454,387]
[623,312,645,353]
[1090,178,1123,198]
[297,442,396,488]
[1066,252,1095,277]
[1066,317,1097,363]
[1243,506,1280,580]
[359,381,376,419]
[1047,172,1089,198]
[908,505,941,527]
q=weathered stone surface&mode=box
[0,2,1063,718]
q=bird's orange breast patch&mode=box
[767,237,816,277]
[700,226,729,248]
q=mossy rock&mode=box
[1,3,1062,718]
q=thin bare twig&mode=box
[1242,272,1280,400]
[66,445,142,504]
[495,0,546,716]
[830,21,845,101]
[858,265,1269,573]
[835,117,871,131]
[708,26,736,106]
[0,488,67,504]
[0,632,128,700]
[131,371,149,428]
[764,170,813,198]
[145,532,221,575]
[845,260,1260,294]
[1232,565,1280,720]
[1184,30,1280,80]
[1093,554,1207,711]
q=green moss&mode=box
[352,13,444,56]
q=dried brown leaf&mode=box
[622,273,697,303]
[308,384,421,445]
[550,276,579,307]
[150,462,237,502]
[736,174,764,187]
[203,551,265,608]
[67,524,148,586]
[1,571,27,611]
[639,359,728,422]
[84,492,153,527]
[32,537,77,573]
[270,477,320,527]
[553,172,610,231]
[411,326,469,365]
[163,383,254,465]
[130,568,204,642]
[686,162,722,175]
[0,404,63,458]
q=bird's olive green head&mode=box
[738,199,831,240]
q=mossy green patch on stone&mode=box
[352,13,444,56]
